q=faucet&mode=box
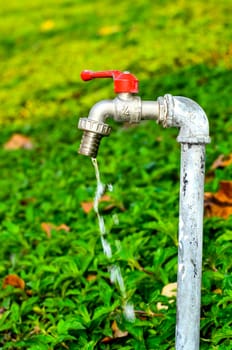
[78,70,159,158]
[78,69,210,350]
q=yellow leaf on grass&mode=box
[40,20,55,32]
[98,25,121,36]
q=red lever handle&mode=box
[80,70,139,93]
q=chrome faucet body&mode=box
[78,92,159,157]
[78,70,210,350]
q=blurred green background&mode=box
[0,0,232,349]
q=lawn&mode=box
[0,0,232,349]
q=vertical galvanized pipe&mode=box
[175,143,206,350]
[158,95,210,349]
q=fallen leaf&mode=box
[211,154,232,170]
[4,134,33,150]
[26,289,33,296]
[56,224,70,232]
[0,307,6,314]
[213,288,222,295]
[157,282,177,310]
[41,222,53,238]
[40,19,55,32]
[41,222,70,238]
[204,181,232,218]
[29,325,41,335]
[3,274,25,290]
[20,197,36,206]
[81,201,93,214]
[101,336,113,344]
[101,320,128,343]
[112,320,128,338]
[162,282,177,298]
[86,274,97,282]
[98,25,121,36]
[81,195,117,214]
[134,310,163,319]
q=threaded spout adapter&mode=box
[78,117,111,157]
[79,131,102,158]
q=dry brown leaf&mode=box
[86,274,97,282]
[29,325,41,335]
[134,310,163,319]
[157,282,177,310]
[56,224,70,232]
[4,134,33,150]
[0,307,6,314]
[81,201,93,214]
[101,320,128,343]
[111,320,128,338]
[3,274,25,290]
[41,222,53,238]
[101,336,113,344]
[41,222,70,238]
[213,288,222,295]
[204,181,232,218]
[81,195,114,214]
[211,154,232,170]
[20,197,36,206]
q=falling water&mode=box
[91,157,135,322]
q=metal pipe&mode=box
[176,143,205,349]
[141,101,160,120]
[158,94,210,350]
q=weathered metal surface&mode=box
[158,94,210,350]
[176,143,205,350]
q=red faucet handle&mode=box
[80,70,139,94]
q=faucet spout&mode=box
[78,100,114,158]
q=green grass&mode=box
[0,0,232,349]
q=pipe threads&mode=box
[78,131,102,158]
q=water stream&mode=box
[91,158,135,322]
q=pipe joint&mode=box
[158,94,211,144]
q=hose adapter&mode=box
[78,118,111,158]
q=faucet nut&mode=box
[78,118,111,136]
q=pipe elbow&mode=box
[88,100,115,123]
[158,94,210,144]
